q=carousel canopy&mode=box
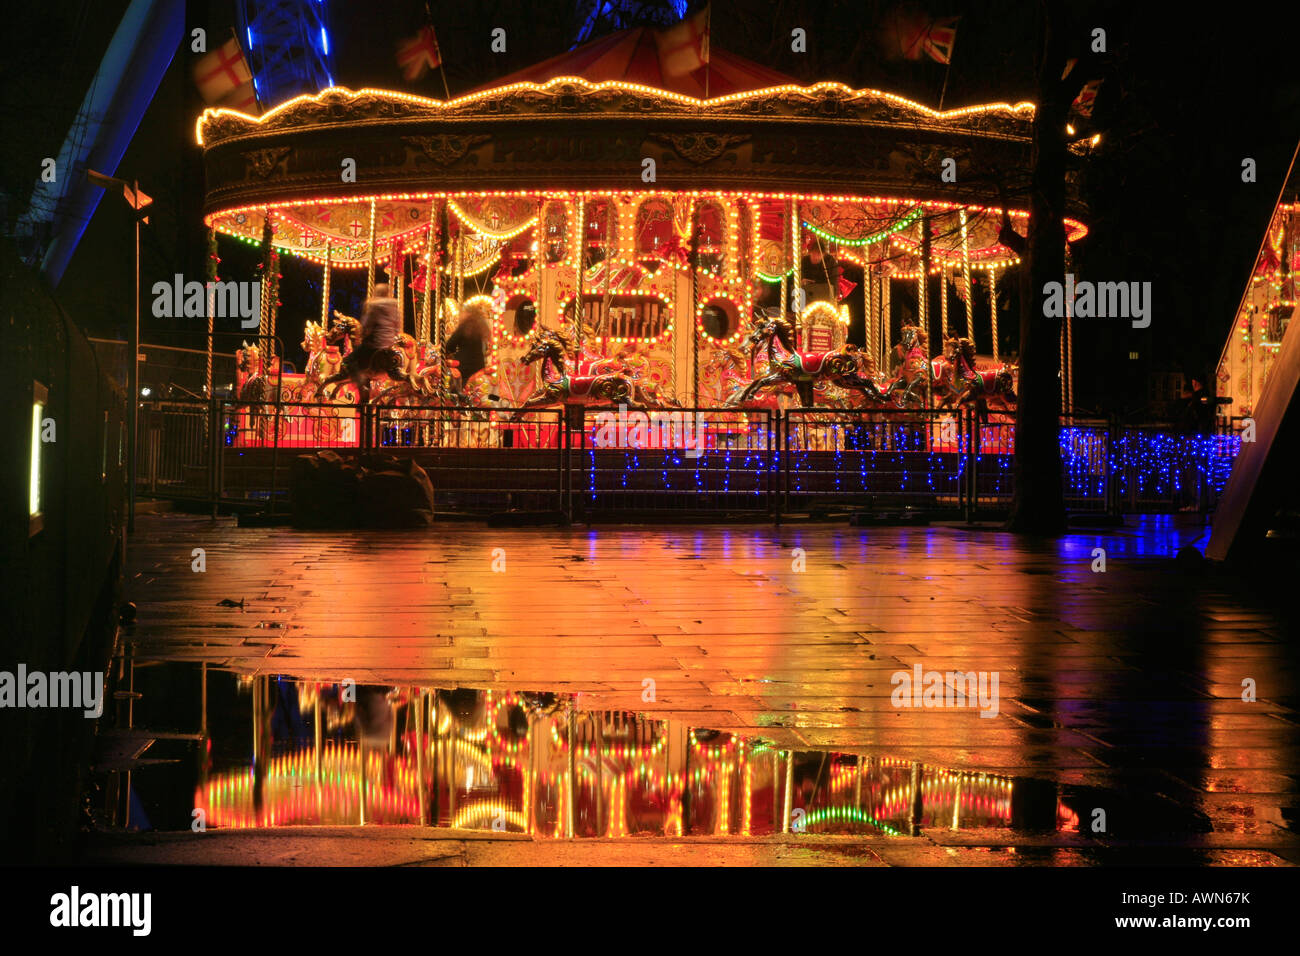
[471,25,800,98]
[196,31,1091,272]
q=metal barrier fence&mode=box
[783,407,970,517]
[573,407,776,517]
[138,400,217,499]
[1060,418,1114,515]
[137,398,1243,521]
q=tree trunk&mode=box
[1006,3,1068,535]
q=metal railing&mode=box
[573,407,776,518]
[783,407,969,517]
[136,398,1244,522]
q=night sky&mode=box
[4,0,1298,414]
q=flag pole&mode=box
[937,24,957,110]
[704,4,712,100]
[425,3,452,101]
[436,42,451,101]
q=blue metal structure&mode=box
[17,0,183,285]
[236,0,335,106]
[572,0,687,45]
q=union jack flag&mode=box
[1071,79,1103,118]
[902,15,959,65]
[397,25,441,82]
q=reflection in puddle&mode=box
[128,676,1077,837]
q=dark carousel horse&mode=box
[516,328,677,412]
[235,343,289,443]
[318,312,427,404]
[937,336,1018,419]
[727,314,888,407]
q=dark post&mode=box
[908,760,924,835]
[127,181,140,533]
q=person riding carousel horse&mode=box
[318,283,427,403]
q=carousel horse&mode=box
[234,342,286,442]
[301,320,354,400]
[727,315,888,407]
[236,342,288,399]
[937,336,1018,418]
[317,311,424,404]
[516,327,674,412]
[416,341,469,403]
[706,347,753,406]
[884,325,934,409]
[298,320,359,441]
[372,334,440,404]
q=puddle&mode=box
[90,665,1209,839]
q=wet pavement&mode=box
[90,513,1300,865]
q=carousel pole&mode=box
[321,243,332,326]
[917,217,928,333]
[268,246,280,360]
[259,213,272,347]
[575,194,586,355]
[451,205,463,319]
[205,226,217,398]
[1061,317,1067,414]
[1066,303,1074,415]
[882,272,892,373]
[435,200,446,398]
[940,264,950,341]
[919,216,932,410]
[366,198,378,299]
[989,267,999,363]
[455,227,464,306]
[670,193,681,399]
[535,195,545,334]
[959,209,974,342]
[863,249,873,371]
[792,200,802,342]
[1065,245,1075,415]
[602,199,613,346]
[778,262,788,326]
[395,247,406,330]
[691,198,700,406]
[420,223,432,343]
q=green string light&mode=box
[801,205,924,247]
[802,805,902,836]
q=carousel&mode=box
[197,26,1090,450]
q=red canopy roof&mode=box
[472,27,800,98]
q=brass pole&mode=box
[575,195,586,355]
[565,708,576,838]
[989,268,1000,363]
[959,208,974,342]
[321,243,331,324]
[941,265,950,341]
[420,223,432,342]
[781,749,795,833]
[366,199,378,299]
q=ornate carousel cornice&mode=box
[197,80,1088,227]
[197,80,1038,148]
